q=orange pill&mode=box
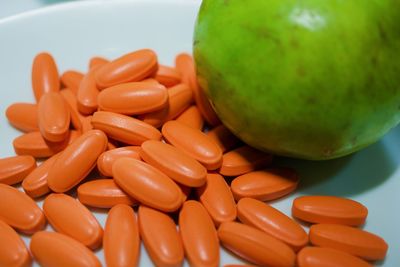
[43,193,103,249]
[0,155,36,186]
[0,220,31,267]
[237,197,308,251]
[219,145,273,176]
[104,204,140,267]
[60,89,84,131]
[297,247,372,267]
[32,52,60,102]
[97,146,141,177]
[95,49,158,88]
[139,205,184,267]
[81,115,93,133]
[141,83,193,128]
[180,184,191,202]
[292,195,368,226]
[309,224,388,261]
[176,105,204,130]
[5,103,39,132]
[98,82,168,115]
[218,222,296,267]
[0,183,46,234]
[179,200,220,267]
[77,179,137,208]
[162,120,223,170]
[155,64,182,87]
[231,167,299,201]
[140,140,207,187]
[175,53,220,126]
[113,158,182,212]
[206,124,240,153]
[91,111,161,145]
[77,68,100,115]
[30,231,101,267]
[197,173,236,226]
[22,153,59,198]
[47,129,108,192]
[60,70,84,95]
[89,56,109,70]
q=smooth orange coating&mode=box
[0,220,31,267]
[206,124,240,153]
[176,105,204,130]
[98,82,168,115]
[97,146,141,177]
[231,167,299,201]
[309,224,388,261]
[0,155,36,185]
[95,49,158,88]
[22,153,59,198]
[292,196,368,226]
[139,205,184,267]
[60,89,84,131]
[104,204,140,267]
[47,130,108,192]
[81,115,93,133]
[162,120,223,170]
[89,56,109,70]
[91,111,161,145]
[113,158,183,212]
[6,103,39,132]
[60,70,84,95]
[77,68,100,115]
[141,83,193,128]
[13,130,79,158]
[140,140,207,187]
[0,184,46,234]
[175,53,220,126]
[218,222,296,267]
[297,247,372,267]
[31,52,60,102]
[77,179,137,208]
[155,65,182,87]
[237,197,308,251]
[179,200,220,267]
[219,145,273,176]
[30,231,101,267]
[43,193,103,249]
[197,173,236,226]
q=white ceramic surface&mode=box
[0,0,399,266]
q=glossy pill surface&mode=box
[0,220,31,267]
[60,70,84,95]
[155,64,181,87]
[77,67,100,115]
[32,52,60,102]
[176,105,204,130]
[0,155,36,185]
[6,103,39,132]
[97,146,141,177]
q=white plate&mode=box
[0,0,399,266]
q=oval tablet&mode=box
[104,204,140,267]
[179,200,219,267]
[43,193,103,249]
[297,247,372,267]
[0,220,31,267]
[176,105,204,130]
[6,103,39,132]
[218,222,295,267]
[237,197,308,251]
[206,125,240,153]
[231,167,299,201]
[0,184,46,234]
[197,173,236,226]
[30,231,101,267]
[47,129,108,192]
[32,52,60,102]
[60,89,84,131]
[97,146,141,177]
[162,120,223,170]
[98,82,168,115]
[140,140,207,187]
[92,111,161,145]
[155,65,181,87]
[89,56,109,70]
[139,205,184,267]
[0,155,36,186]
[292,195,368,226]
[38,92,71,142]
[95,49,158,88]
[61,70,84,95]
[77,179,137,208]
[113,158,182,212]
[309,224,388,261]
[77,68,99,115]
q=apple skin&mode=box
[193,0,400,160]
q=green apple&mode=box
[193,0,400,160]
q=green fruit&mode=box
[193,0,400,160]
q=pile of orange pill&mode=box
[0,49,388,267]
